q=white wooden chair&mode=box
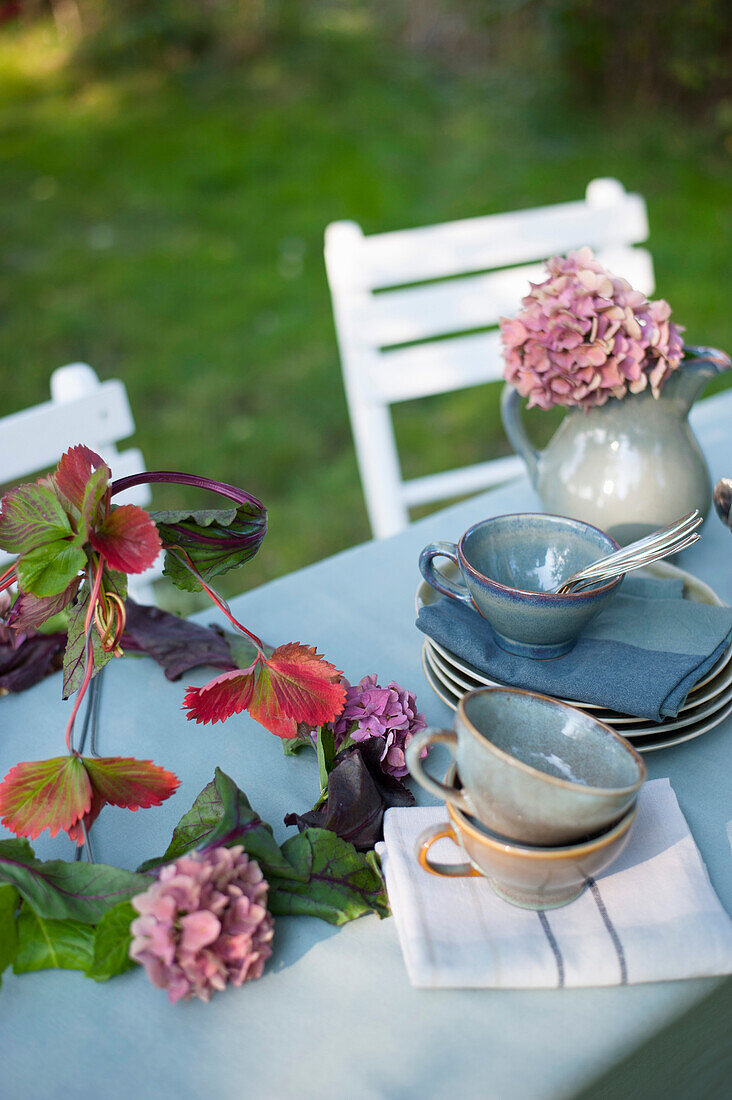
[0,363,162,604]
[325,178,655,538]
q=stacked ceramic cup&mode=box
[406,687,646,910]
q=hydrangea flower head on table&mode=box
[130,846,274,1004]
[330,674,426,778]
[500,246,684,410]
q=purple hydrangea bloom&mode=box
[330,675,427,778]
[500,247,684,410]
[129,845,274,1004]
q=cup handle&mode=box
[416,821,481,878]
[406,728,471,814]
[419,542,472,606]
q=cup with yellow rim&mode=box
[416,764,637,910]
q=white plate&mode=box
[425,639,732,738]
[622,697,732,753]
[420,643,732,754]
[416,559,730,715]
[425,637,732,731]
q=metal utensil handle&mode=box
[557,532,701,593]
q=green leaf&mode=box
[0,483,73,555]
[17,540,86,598]
[0,837,152,924]
[316,725,336,793]
[0,884,19,985]
[268,830,390,925]
[139,767,297,881]
[13,906,95,974]
[150,502,266,592]
[88,900,137,982]
[62,581,113,699]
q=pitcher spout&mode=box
[664,344,731,415]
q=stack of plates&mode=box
[417,561,732,753]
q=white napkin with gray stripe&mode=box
[377,780,732,988]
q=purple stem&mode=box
[110,471,265,515]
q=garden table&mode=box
[2,390,731,1100]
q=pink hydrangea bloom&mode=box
[500,247,684,410]
[129,846,274,1004]
[330,675,427,778]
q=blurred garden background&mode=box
[1,0,730,603]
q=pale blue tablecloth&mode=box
[1,391,731,1100]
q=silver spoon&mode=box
[554,511,703,594]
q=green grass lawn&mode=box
[1,19,730,605]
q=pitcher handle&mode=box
[500,385,539,484]
[683,345,731,376]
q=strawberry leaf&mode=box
[0,838,152,924]
[0,484,73,555]
[16,540,86,598]
[183,666,257,725]
[248,644,346,739]
[0,756,91,841]
[53,445,109,512]
[82,757,180,812]
[90,504,162,575]
[88,900,137,981]
[78,464,111,541]
[13,906,95,975]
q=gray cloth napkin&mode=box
[378,779,732,989]
[416,574,732,719]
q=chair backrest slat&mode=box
[353,246,653,349]
[325,179,655,538]
[349,186,648,289]
[0,364,160,602]
[0,380,135,484]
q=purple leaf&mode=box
[9,578,81,632]
[0,633,66,693]
[284,740,414,851]
[121,600,237,681]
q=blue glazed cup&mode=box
[419,512,623,658]
[406,687,645,846]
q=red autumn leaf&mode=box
[183,666,257,725]
[54,445,110,512]
[0,755,91,840]
[90,504,162,574]
[82,756,180,811]
[183,644,345,737]
[0,754,179,846]
[249,643,345,739]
